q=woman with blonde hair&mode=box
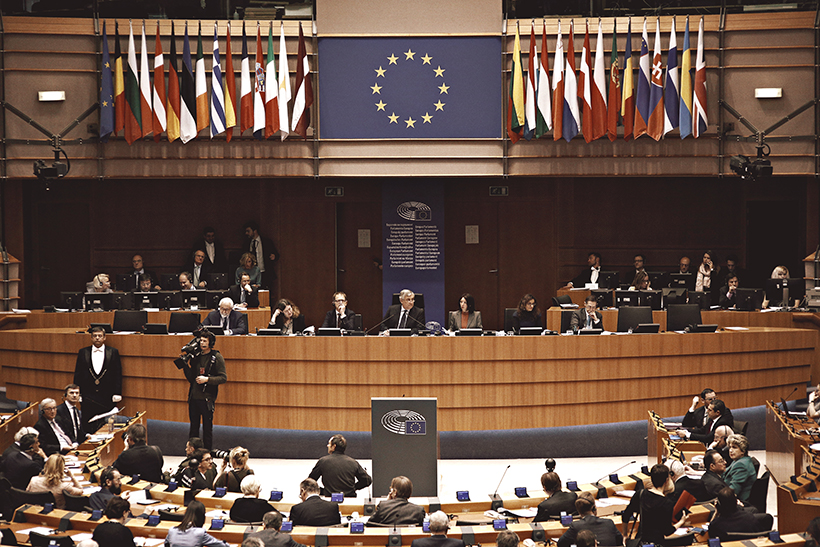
[234,253,261,286]
[214,446,254,493]
[27,453,83,509]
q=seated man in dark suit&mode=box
[570,295,603,331]
[709,487,772,541]
[184,249,213,288]
[368,476,426,526]
[89,466,128,511]
[701,450,730,499]
[1,426,40,471]
[557,492,622,547]
[669,459,709,505]
[676,399,734,446]
[3,433,45,489]
[320,292,358,331]
[202,297,248,335]
[708,425,733,465]
[682,389,734,429]
[247,510,307,547]
[410,510,464,547]
[380,289,426,334]
[229,273,260,309]
[289,478,341,527]
[564,252,603,289]
[112,423,164,483]
[180,448,217,490]
[35,397,77,456]
[534,471,577,522]
[55,384,87,445]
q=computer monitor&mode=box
[205,273,230,290]
[116,273,137,292]
[764,278,805,307]
[110,291,133,310]
[391,292,425,310]
[206,290,230,310]
[60,291,84,311]
[638,290,662,310]
[670,273,696,292]
[735,288,764,311]
[158,291,181,310]
[597,271,620,289]
[616,306,653,332]
[590,289,613,309]
[160,273,180,291]
[614,290,639,308]
[689,291,712,310]
[113,310,148,332]
[648,271,670,289]
[168,312,202,334]
[180,289,208,310]
[84,292,113,312]
[133,291,161,310]
[667,304,703,332]
[662,287,688,308]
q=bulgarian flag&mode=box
[124,21,142,144]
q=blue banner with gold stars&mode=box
[318,37,502,139]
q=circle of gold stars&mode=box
[370,49,449,129]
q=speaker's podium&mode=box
[371,397,438,497]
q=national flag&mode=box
[679,16,693,139]
[224,24,236,141]
[535,23,552,137]
[621,18,634,141]
[291,22,313,138]
[124,21,142,144]
[166,22,181,143]
[552,21,564,141]
[693,17,708,138]
[114,22,125,135]
[633,18,650,139]
[507,22,525,143]
[139,22,153,137]
[562,20,579,143]
[180,23,197,143]
[152,24,167,142]
[578,21,593,143]
[647,19,665,141]
[99,22,114,143]
[606,22,620,142]
[592,19,608,141]
[253,24,266,139]
[265,23,279,138]
[210,22,226,138]
[664,17,680,136]
[523,23,537,141]
[239,22,252,135]
[277,23,291,140]
[195,23,208,134]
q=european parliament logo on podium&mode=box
[381,409,427,435]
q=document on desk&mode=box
[724,326,748,331]
[498,507,538,518]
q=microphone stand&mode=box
[490,464,511,510]
[365,313,396,334]
[594,460,636,486]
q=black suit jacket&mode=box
[570,268,601,288]
[250,236,280,279]
[3,448,44,489]
[308,452,372,497]
[557,515,623,547]
[533,491,578,522]
[248,529,306,547]
[230,497,276,523]
[321,310,358,331]
[35,416,69,456]
[289,495,342,527]
[690,413,735,445]
[709,510,764,541]
[194,238,227,273]
[185,261,214,287]
[229,284,260,308]
[113,443,164,483]
[411,536,466,547]
[55,402,86,443]
[381,304,426,332]
[368,497,426,526]
[702,470,729,499]
[570,309,603,329]
[73,345,122,429]
[684,406,734,429]
[202,310,248,335]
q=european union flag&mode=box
[318,37,502,139]
[405,420,426,435]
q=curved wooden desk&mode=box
[0,326,815,432]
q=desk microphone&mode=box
[366,313,396,334]
[783,386,799,402]
[594,460,636,486]
[405,311,428,332]
[490,464,510,509]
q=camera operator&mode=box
[177,330,226,450]
[181,448,217,490]
[214,446,254,493]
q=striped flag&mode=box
[535,23,552,137]
[647,19,665,141]
[633,19,650,139]
[277,23,291,140]
[210,22,226,138]
[291,21,313,138]
[621,18,634,141]
[562,20,579,143]
[152,24,167,142]
[114,22,125,135]
[592,19,608,141]
[224,24,237,141]
[99,22,114,143]
[693,17,708,138]
[166,22,181,143]
[507,22,524,143]
[139,22,153,137]
[679,17,693,139]
[195,23,208,134]
[523,23,537,141]
[180,23,197,143]
[239,22,252,135]
[124,21,142,144]
[253,24,266,139]
[265,23,279,138]
[606,22,620,142]
[552,21,564,142]
[664,17,679,136]
[578,21,593,143]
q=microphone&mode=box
[365,313,396,334]
[783,386,798,401]
[490,464,510,509]
[405,310,428,332]
[594,460,636,486]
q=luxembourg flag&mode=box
[663,17,680,136]
[552,21,564,142]
[693,17,708,138]
[562,20,579,143]
[679,17,693,139]
[646,19,665,141]
[633,19,650,139]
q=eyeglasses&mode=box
[334,299,346,303]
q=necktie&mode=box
[586,314,592,329]
[336,313,341,328]
[222,316,228,330]
[50,420,72,446]
[72,407,80,438]
[240,289,246,303]
[399,310,407,329]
